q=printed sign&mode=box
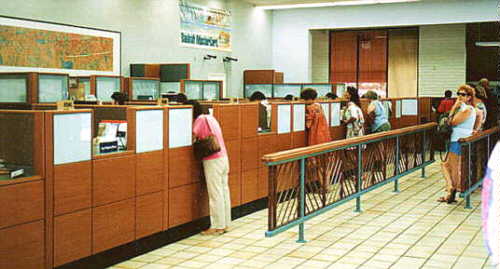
[179,1,231,51]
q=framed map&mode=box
[0,16,121,76]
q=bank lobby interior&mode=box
[0,0,499,269]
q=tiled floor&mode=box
[109,162,495,269]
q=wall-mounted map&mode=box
[0,24,113,71]
[0,16,120,76]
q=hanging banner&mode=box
[179,1,231,51]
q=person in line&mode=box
[249,91,271,131]
[325,92,338,100]
[186,100,231,235]
[364,90,391,133]
[439,85,477,203]
[477,78,498,128]
[284,94,294,101]
[437,90,455,113]
[341,86,365,139]
[176,93,188,104]
[481,142,500,268]
[111,92,128,105]
[301,88,331,145]
[473,86,488,133]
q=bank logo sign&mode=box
[179,1,231,51]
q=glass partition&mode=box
[244,84,272,99]
[335,83,347,98]
[132,79,160,100]
[160,82,180,94]
[38,74,68,103]
[79,77,91,97]
[303,84,332,98]
[136,109,163,153]
[184,81,203,100]
[53,112,92,165]
[0,74,28,103]
[273,84,301,98]
[96,77,121,102]
[203,82,220,100]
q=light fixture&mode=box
[475,41,500,47]
[203,54,217,60]
[256,0,420,10]
[223,57,238,63]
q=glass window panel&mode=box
[39,75,68,103]
[293,104,305,132]
[136,110,163,153]
[169,108,193,148]
[244,84,272,98]
[277,104,291,134]
[79,78,91,97]
[184,81,203,100]
[303,84,332,97]
[335,83,347,98]
[54,113,91,165]
[96,77,121,102]
[133,79,159,100]
[0,74,27,102]
[273,84,301,98]
[203,82,219,100]
[160,82,180,94]
[402,99,418,115]
[331,102,341,127]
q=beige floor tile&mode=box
[155,257,189,265]
[390,257,426,268]
[176,260,209,269]
[206,248,234,257]
[229,251,258,259]
[297,260,332,268]
[131,254,164,263]
[191,254,223,263]
[115,261,148,269]
[140,264,170,269]
[453,257,485,269]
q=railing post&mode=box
[465,142,473,209]
[421,130,426,178]
[297,158,306,243]
[355,144,363,213]
[268,165,277,232]
[394,136,400,193]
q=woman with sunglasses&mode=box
[439,85,477,203]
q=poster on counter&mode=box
[179,1,231,51]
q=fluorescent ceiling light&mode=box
[257,0,420,10]
[475,41,500,47]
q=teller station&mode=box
[0,97,431,269]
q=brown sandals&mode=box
[437,189,457,204]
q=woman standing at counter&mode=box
[341,86,365,139]
[301,88,331,145]
[186,100,231,235]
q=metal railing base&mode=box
[265,160,434,238]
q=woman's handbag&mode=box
[193,119,221,159]
[193,135,221,159]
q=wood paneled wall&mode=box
[388,29,418,98]
[330,31,358,84]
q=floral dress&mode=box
[342,102,365,139]
[482,142,500,267]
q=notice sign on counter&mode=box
[179,1,231,51]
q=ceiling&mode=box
[243,0,449,7]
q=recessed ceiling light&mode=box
[475,41,500,47]
[256,0,420,10]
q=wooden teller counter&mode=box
[0,97,429,269]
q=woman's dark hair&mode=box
[346,86,361,107]
[444,90,452,98]
[249,91,266,101]
[176,93,188,104]
[364,90,378,100]
[300,88,318,100]
[111,92,128,105]
[325,92,338,99]
[284,94,294,101]
[183,100,205,119]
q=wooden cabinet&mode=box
[0,180,44,229]
[93,155,136,207]
[0,220,44,269]
[54,161,92,216]
[54,209,92,266]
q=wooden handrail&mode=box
[458,127,500,143]
[262,122,437,163]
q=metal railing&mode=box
[262,123,436,242]
[458,127,500,209]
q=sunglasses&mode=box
[457,92,469,97]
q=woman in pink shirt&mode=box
[187,100,231,235]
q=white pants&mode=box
[203,156,231,229]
